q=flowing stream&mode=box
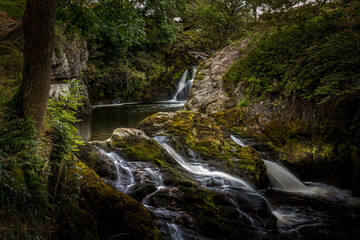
[231,134,360,235]
[78,69,360,239]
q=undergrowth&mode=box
[0,79,84,239]
[224,1,360,104]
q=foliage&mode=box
[225,1,360,103]
[46,80,84,161]
[0,116,52,238]
[0,79,84,238]
[0,0,25,20]
[185,0,249,49]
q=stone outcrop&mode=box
[65,159,164,240]
[138,111,267,187]
[49,29,91,115]
[52,33,88,81]
[184,40,250,114]
[87,127,275,239]
[185,38,360,196]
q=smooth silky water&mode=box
[75,72,360,239]
[231,135,360,237]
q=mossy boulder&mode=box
[92,128,171,167]
[75,142,117,179]
[148,185,276,239]
[138,111,267,187]
[73,159,164,240]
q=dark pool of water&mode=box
[76,101,185,141]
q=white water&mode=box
[99,149,188,239]
[230,135,360,203]
[154,136,256,192]
[101,151,136,194]
[172,70,188,101]
[231,135,246,147]
[263,160,308,193]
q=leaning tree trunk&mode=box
[22,0,57,137]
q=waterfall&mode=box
[154,136,256,192]
[100,149,189,239]
[172,67,197,101]
[100,150,136,194]
[172,70,188,101]
[231,135,246,147]
[230,135,360,204]
[263,160,308,193]
[153,136,271,227]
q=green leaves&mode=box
[225,2,360,103]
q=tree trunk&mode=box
[22,0,57,137]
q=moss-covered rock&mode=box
[138,111,267,187]
[75,142,117,179]
[73,160,164,240]
[148,185,276,239]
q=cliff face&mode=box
[185,41,360,196]
[184,41,246,114]
[49,30,91,115]
[52,33,88,81]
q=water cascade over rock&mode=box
[172,67,197,101]
[89,125,276,239]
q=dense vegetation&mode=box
[225,1,360,104]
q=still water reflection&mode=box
[76,101,185,141]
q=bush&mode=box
[224,2,360,104]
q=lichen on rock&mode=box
[138,111,267,187]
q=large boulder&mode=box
[184,41,249,114]
[71,160,164,240]
[75,142,117,179]
[138,111,267,188]
[87,127,276,238]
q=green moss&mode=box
[72,160,164,240]
[211,108,244,135]
[0,0,25,20]
[110,130,166,167]
[139,111,267,187]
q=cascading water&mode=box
[153,136,273,228]
[231,135,246,147]
[99,150,136,194]
[172,70,188,101]
[97,133,359,239]
[230,134,360,233]
[263,160,308,193]
[172,67,197,101]
[230,135,359,200]
[154,136,256,192]
[99,149,188,239]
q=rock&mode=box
[148,185,276,239]
[91,127,199,186]
[49,27,91,116]
[0,20,22,41]
[130,183,157,202]
[75,142,117,180]
[184,42,247,114]
[72,159,164,240]
[138,111,267,187]
[52,31,88,81]
[48,79,92,116]
[59,207,99,240]
[100,128,169,167]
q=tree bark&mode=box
[22,0,57,137]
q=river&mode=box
[76,101,360,239]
